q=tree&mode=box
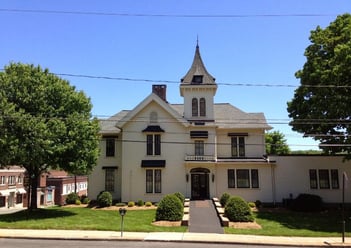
[265,131,290,155]
[287,13,351,159]
[0,63,100,209]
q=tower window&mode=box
[192,75,203,84]
[200,98,206,116]
[192,98,198,117]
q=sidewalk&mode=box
[0,229,350,247]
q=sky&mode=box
[1,1,350,151]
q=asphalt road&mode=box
[0,238,316,248]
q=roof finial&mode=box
[196,35,199,48]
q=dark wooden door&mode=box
[191,173,209,200]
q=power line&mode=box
[0,8,336,18]
[1,69,351,88]
[57,72,351,88]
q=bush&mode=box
[97,191,112,208]
[248,202,256,208]
[66,192,80,205]
[220,192,231,207]
[128,201,135,207]
[145,201,153,207]
[75,199,81,205]
[255,200,262,208]
[173,192,185,204]
[137,199,144,207]
[291,193,323,212]
[155,194,184,221]
[225,196,254,222]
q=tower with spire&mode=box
[180,43,217,122]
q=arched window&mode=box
[200,98,206,116]
[192,98,198,117]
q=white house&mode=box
[88,44,351,205]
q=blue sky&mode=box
[1,1,350,150]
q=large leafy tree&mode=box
[0,63,100,209]
[265,131,290,155]
[287,13,351,159]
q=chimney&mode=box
[152,84,167,102]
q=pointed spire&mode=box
[181,41,216,85]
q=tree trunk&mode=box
[29,174,39,210]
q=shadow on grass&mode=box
[255,208,351,234]
[0,208,76,222]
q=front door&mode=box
[191,170,209,200]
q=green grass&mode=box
[1,206,350,237]
[0,207,187,232]
[225,209,351,237]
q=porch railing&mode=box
[184,155,216,161]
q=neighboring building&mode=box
[46,170,88,205]
[0,166,27,208]
[88,44,351,205]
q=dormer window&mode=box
[192,75,203,84]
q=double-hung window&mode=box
[195,140,204,156]
[309,169,339,189]
[0,176,5,185]
[105,168,115,192]
[105,137,116,157]
[227,169,259,188]
[147,134,161,155]
[231,136,245,157]
[146,169,162,193]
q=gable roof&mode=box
[170,103,272,130]
[116,93,189,129]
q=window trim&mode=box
[105,168,116,192]
[105,137,116,157]
[192,98,198,117]
[145,169,162,194]
[146,134,161,156]
[199,97,206,117]
[309,169,339,190]
[227,169,259,189]
[231,136,245,157]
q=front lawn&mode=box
[225,208,351,237]
[0,206,350,237]
[0,206,187,232]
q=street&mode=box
[0,238,316,248]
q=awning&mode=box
[0,189,14,196]
[17,188,27,194]
[142,125,165,133]
[141,160,166,168]
[190,131,208,138]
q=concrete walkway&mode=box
[0,229,350,246]
[188,200,223,234]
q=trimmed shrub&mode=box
[128,201,135,207]
[97,191,112,208]
[81,197,90,204]
[225,196,254,222]
[66,192,80,205]
[75,199,81,205]
[220,192,231,207]
[155,194,184,221]
[173,192,185,204]
[255,200,262,208]
[248,202,256,208]
[291,193,323,212]
[137,199,144,207]
[145,201,153,207]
